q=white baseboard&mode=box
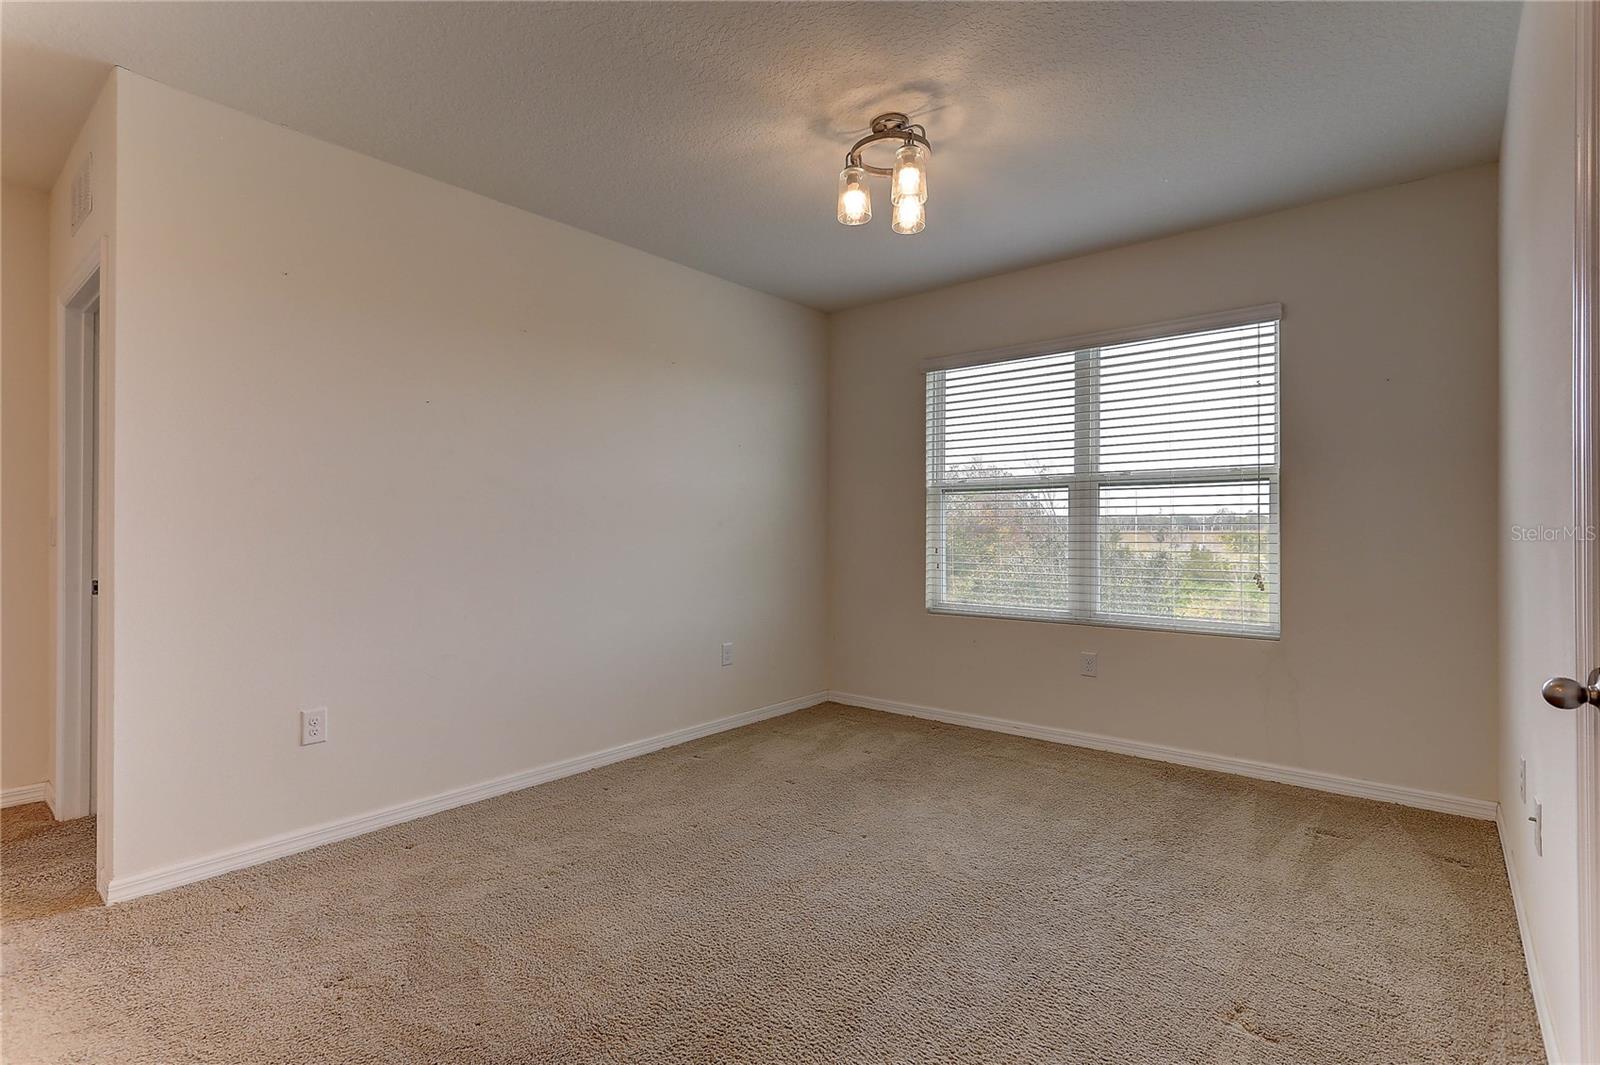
[106,690,829,904]
[100,689,1497,904]
[1496,808,1565,1064]
[829,691,1498,821]
[1,783,49,809]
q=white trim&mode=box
[830,691,1498,820]
[58,238,103,316]
[925,603,1281,642]
[1,783,50,809]
[1498,807,1566,1065]
[920,302,1283,373]
[104,691,828,904]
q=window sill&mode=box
[925,603,1281,641]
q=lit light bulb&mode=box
[890,142,929,205]
[837,165,871,226]
[891,195,925,235]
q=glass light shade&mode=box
[837,166,871,225]
[891,195,925,235]
[890,142,929,205]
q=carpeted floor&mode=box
[1,703,1543,1064]
[1,803,99,924]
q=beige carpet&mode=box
[1,703,1543,1064]
[1,804,99,924]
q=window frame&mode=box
[924,305,1282,640]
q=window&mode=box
[925,306,1280,638]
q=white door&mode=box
[1535,6,1600,1054]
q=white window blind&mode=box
[925,307,1280,638]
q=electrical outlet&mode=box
[300,707,328,746]
[1529,800,1543,856]
[720,641,733,667]
[1080,652,1098,678]
[1519,758,1527,803]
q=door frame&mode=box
[53,241,102,824]
[1572,3,1600,1058]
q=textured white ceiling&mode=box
[3,2,1520,310]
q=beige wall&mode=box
[1498,2,1582,1059]
[41,69,1510,917]
[830,165,1500,804]
[2,182,52,796]
[105,72,828,884]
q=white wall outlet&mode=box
[1529,799,1543,856]
[300,707,328,746]
[1519,758,1527,802]
[1080,652,1098,678]
[720,641,734,667]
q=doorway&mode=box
[54,256,99,826]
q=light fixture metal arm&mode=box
[845,113,932,176]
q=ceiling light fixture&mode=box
[837,112,931,234]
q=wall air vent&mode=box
[70,153,93,235]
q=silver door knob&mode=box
[1542,667,1600,709]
